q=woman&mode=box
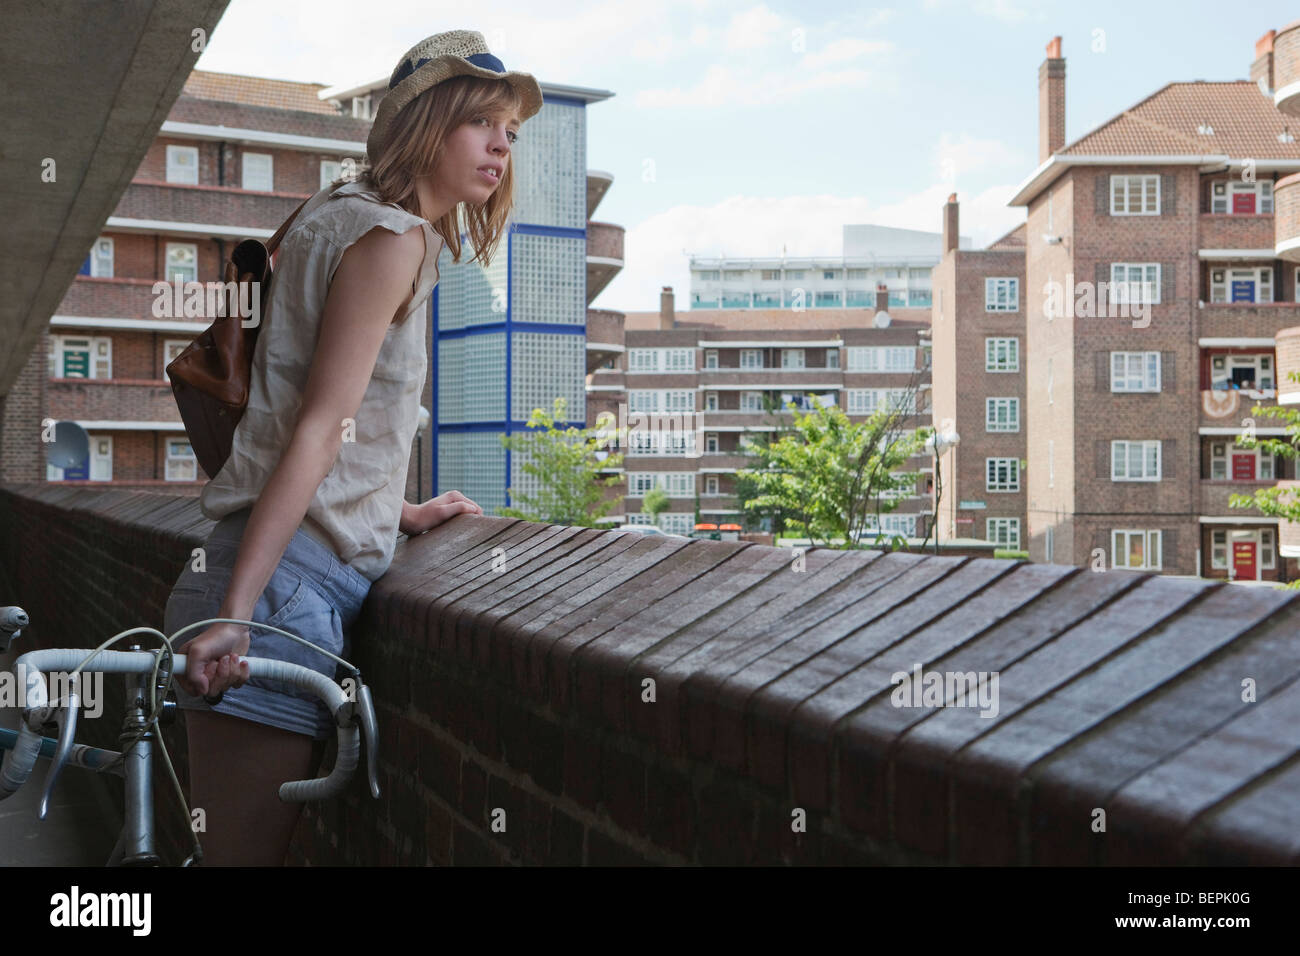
[163,30,543,866]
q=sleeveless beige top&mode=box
[200,179,443,582]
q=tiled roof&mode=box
[986,223,1026,250]
[624,307,931,332]
[1062,81,1299,158]
[183,69,343,115]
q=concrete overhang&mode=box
[0,0,230,397]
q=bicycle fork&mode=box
[109,643,174,866]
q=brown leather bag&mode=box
[166,188,328,480]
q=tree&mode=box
[1228,373,1300,587]
[642,486,670,525]
[737,396,931,549]
[497,396,625,526]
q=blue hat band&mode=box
[390,51,507,89]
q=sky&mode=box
[194,0,1300,313]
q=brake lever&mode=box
[356,682,380,799]
[39,689,79,821]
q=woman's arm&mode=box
[178,224,426,698]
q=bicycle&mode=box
[0,605,381,866]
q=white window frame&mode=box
[51,335,112,379]
[165,242,197,285]
[1210,441,1275,481]
[1111,440,1162,481]
[241,152,273,192]
[89,435,113,481]
[985,397,1020,432]
[827,348,840,369]
[1262,528,1276,569]
[165,438,198,481]
[352,95,372,119]
[740,349,763,369]
[628,349,659,373]
[705,475,720,495]
[162,339,190,382]
[987,517,1021,549]
[986,457,1020,492]
[985,277,1019,312]
[1112,529,1162,569]
[1109,174,1160,215]
[704,391,718,411]
[705,432,719,453]
[1211,528,1228,569]
[1110,263,1161,305]
[740,391,764,412]
[90,237,114,278]
[1211,179,1273,215]
[704,349,718,369]
[1209,353,1274,393]
[781,348,805,369]
[165,144,198,185]
[320,159,342,188]
[1110,351,1161,392]
[985,337,1019,372]
[1210,266,1272,305]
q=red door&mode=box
[1233,192,1256,214]
[1232,454,1255,481]
[1232,541,1257,580]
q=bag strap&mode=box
[265,180,347,255]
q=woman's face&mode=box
[435,106,520,205]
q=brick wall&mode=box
[4,485,1299,865]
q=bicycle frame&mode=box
[1,615,382,867]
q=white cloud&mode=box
[723,4,788,51]
[800,36,893,69]
[933,132,1028,183]
[597,181,1026,312]
[636,61,878,108]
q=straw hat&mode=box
[367,30,544,163]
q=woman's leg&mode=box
[185,709,318,866]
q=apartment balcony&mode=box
[1198,301,1300,340]
[1200,479,1272,517]
[112,181,309,236]
[1277,480,1300,557]
[698,369,844,387]
[586,169,613,219]
[57,277,175,319]
[1275,172,1300,261]
[1198,213,1275,252]
[698,452,755,471]
[47,378,180,422]
[1198,387,1280,429]
[1273,23,1300,116]
[586,221,624,303]
[697,495,739,513]
[586,307,624,374]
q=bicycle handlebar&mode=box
[0,648,365,804]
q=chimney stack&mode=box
[1252,30,1276,94]
[942,193,959,255]
[1038,36,1065,163]
[659,286,676,329]
[874,283,889,313]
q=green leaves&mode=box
[497,396,625,526]
[735,397,931,549]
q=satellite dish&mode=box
[46,420,89,469]
[873,309,892,328]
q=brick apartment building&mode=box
[1003,29,1300,581]
[586,287,934,537]
[7,70,373,490]
[930,198,1028,550]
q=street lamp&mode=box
[922,428,960,554]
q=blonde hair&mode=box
[344,75,525,268]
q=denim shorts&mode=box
[163,507,372,739]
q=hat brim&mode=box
[366,58,543,164]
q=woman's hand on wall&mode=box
[401,490,483,535]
